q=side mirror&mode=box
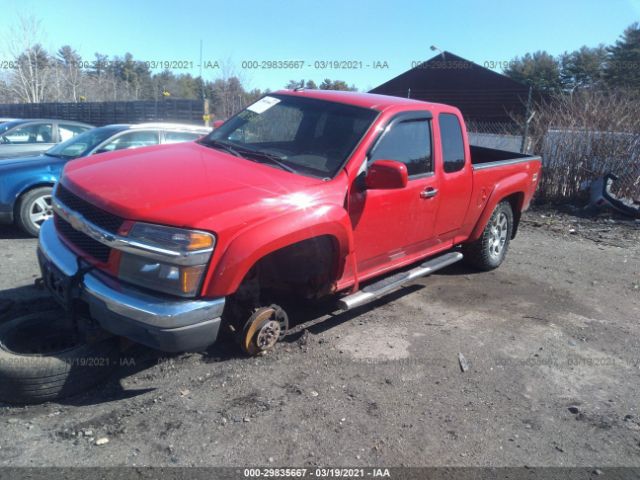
[212,120,224,129]
[365,160,408,190]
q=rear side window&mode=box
[164,131,202,144]
[369,119,432,176]
[439,113,465,173]
[98,130,159,152]
[59,124,90,142]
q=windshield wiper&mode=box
[234,148,298,174]
[201,139,297,174]
[201,139,242,157]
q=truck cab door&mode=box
[433,112,473,237]
[349,112,441,276]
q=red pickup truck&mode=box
[35,90,540,359]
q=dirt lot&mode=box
[0,208,638,468]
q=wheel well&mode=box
[235,235,340,306]
[14,183,55,216]
[502,192,524,239]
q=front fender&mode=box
[203,204,353,297]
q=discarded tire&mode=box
[0,310,119,404]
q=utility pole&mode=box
[200,39,211,127]
[199,39,204,101]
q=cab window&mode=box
[369,119,432,176]
[439,113,466,173]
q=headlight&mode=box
[117,223,215,297]
[126,222,215,252]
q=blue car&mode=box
[0,123,211,236]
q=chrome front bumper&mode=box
[37,219,225,352]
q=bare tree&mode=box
[527,89,640,202]
[56,45,82,102]
[4,16,52,103]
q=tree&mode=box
[504,51,563,93]
[286,79,303,89]
[12,43,51,103]
[103,53,153,100]
[5,16,52,103]
[318,79,356,91]
[175,73,200,99]
[605,22,640,88]
[56,45,82,101]
[560,45,607,91]
[285,79,354,90]
[208,76,247,118]
[89,53,109,77]
[0,74,10,102]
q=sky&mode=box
[0,0,638,92]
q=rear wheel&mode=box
[463,201,513,271]
[17,186,53,237]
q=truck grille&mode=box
[54,215,112,263]
[56,184,124,233]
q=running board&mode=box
[338,252,463,311]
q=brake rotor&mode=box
[241,305,289,356]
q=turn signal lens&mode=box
[178,232,214,251]
[181,265,206,294]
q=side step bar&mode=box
[338,251,463,311]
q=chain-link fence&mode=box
[539,129,640,202]
[465,120,524,153]
[527,90,640,204]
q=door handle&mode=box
[420,188,438,199]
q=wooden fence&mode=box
[0,99,206,126]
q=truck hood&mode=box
[61,142,336,229]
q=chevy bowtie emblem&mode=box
[68,212,84,231]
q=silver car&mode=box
[0,119,94,160]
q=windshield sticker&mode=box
[247,96,281,114]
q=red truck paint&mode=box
[61,90,540,301]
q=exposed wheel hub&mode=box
[256,320,281,350]
[241,305,289,356]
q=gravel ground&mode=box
[0,208,638,468]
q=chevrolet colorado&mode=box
[0,90,541,402]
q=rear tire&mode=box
[17,186,53,237]
[0,311,119,404]
[463,201,513,271]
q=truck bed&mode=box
[470,145,541,169]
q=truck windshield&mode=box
[199,94,377,178]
